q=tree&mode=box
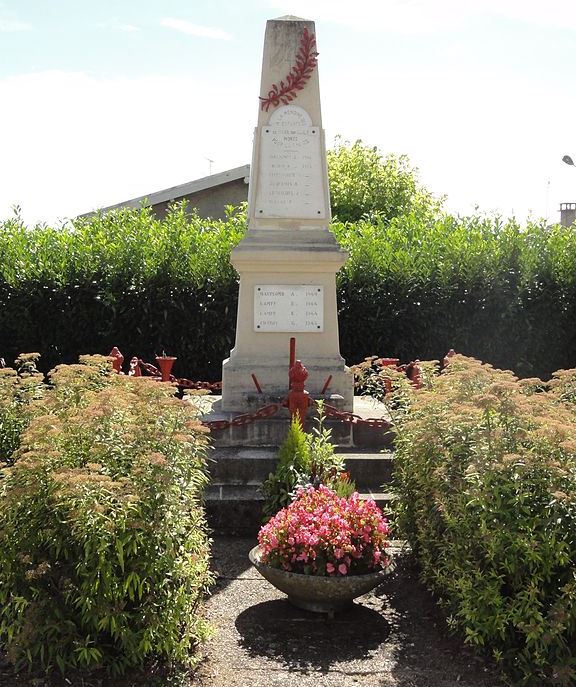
[327,138,442,223]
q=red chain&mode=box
[137,360,222,392]
[203,403,282,431]
[134,358,389,431]
[322,403,391,430]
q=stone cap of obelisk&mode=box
[246,15,334,232]
[256,16,320,127]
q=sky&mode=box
[1,0,575,226]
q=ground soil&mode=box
[0,536,507,687]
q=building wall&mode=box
[151,178,249,220]
[560,203,576,228]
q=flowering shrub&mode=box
[258,485,389,576]
[392,355,576,687]
[0,353,44,465]
[0,355,213,675]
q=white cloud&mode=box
[0,18,32,32]
[267,0,576,33]
[160,17,231,40]
[321,61,576,223]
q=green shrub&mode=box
[0,353,44,465]
[392,355,576,686]
[335,213,576,378]
[327,139,442,223]
[0,356,213,675]
[261,412,355,521]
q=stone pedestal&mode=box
[221,16,353,413]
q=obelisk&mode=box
[221,16,353,412]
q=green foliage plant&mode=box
[0,353,44,465]
[261,409,355,522]
[0,355,213,675]
[391,354,576,686]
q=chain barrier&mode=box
[322,402,391,431]
[137,360,223,392]
[108,346,423,433]
[202,402,283,431]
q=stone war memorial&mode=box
[219,15,354,425]
[205,13,392,533]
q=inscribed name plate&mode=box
[254,285,324,332]
[255,126,326,219]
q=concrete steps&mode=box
[205,447,396,535]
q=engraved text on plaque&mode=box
[254,285,324,332]
[256,126,326,219]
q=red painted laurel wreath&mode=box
[259,28,318,112]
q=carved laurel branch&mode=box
[259,27,318,112]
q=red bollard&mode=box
[406,360,423,389]
[288,359,311,425]
[155,355,177,382]
[109,347,124,374]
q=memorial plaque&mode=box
[254,285,324,332]
[255,126,326,219]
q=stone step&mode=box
[207,448,395,489]
[339,451,394,490]
[205,485,397,535]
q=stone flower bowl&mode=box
[249,545,394,616]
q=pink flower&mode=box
[257,485,390,576]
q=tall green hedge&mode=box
[0,204,243,380]
[335,213,576,378]
[1,204,575,380]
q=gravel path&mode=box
[194,536,506,687]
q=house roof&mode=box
[80,164,250,216]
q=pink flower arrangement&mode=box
[258,485,390,576]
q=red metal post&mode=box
[155,356,177,382]
[289,337,296,388]
[251,373,263,394]
[407,360,423,389]
[109,347,124,374]
[321,375,332,395]
[287,359,311,425]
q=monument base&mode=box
[221,228,354,413]
[221,355,353,412]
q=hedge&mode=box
[1,204,575,380]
